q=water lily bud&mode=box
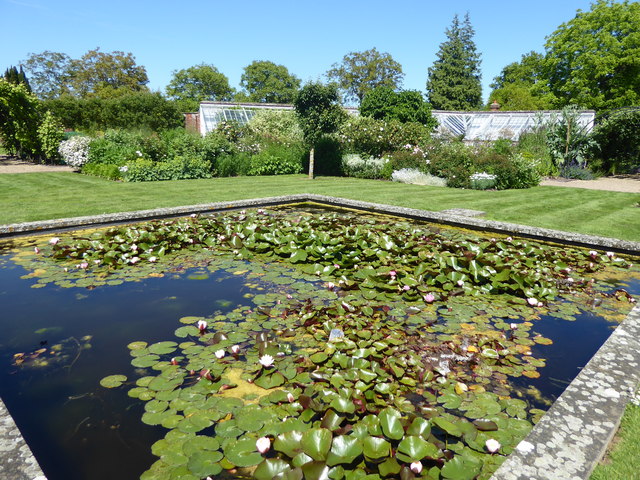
[34,247,40,254]
[170,358,178,365]
[410,461,423,474]
[79,261,89,269]
[256,437,270,454]
[231,345,240,354]
[287,392,295,403]
[149,256,157,263]
[190,213,197,218]
[423,293,435,303]
[49,237,60,245]
[259,354,274,368]
[527,297,538,306]
[215,349,225,359]
[457,280,464,287]
[286,294,293,299]
[485,438,501,453]
[537,302,544,307]
[506,237,513,242]
[131,244,138,251]
[197,320,207,332]
[606,251,615,258]
[326,282,335,289]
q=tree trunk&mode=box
[308,147,315,180]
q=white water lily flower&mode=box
[410,461,423,474]
[256,436,270,454]
[527,297,538,306]
[215,349,225,359]
[485,438,501,453]
[49,237,60,245]
[259,354,274,368]
[197,320,207,332]
[231,345,240,354]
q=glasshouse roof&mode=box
[198,102,595,141]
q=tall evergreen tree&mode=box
[426,13,482,110]
[3,66,31,92]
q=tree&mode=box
[326,48,404,104]
[0,79,42,159]
[69,48,149,98]
[426,13,482,110]
[3,66,31,91]
[239,60,300,103]
[488,51,556,110]
[166,63,235,111]
[543,0,640,110]
[293,82,347,178]
[22,51,73,99]
[360,86,437,128]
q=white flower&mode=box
[287,392,295,403]
[149,256,157,263]
[457,280,464,287]
[197,320,207,332]
[606,251,615,258]
[34,247,40,254]
[510,323,518,329]
[49,237,60,245]
[485,438,501,453]
[527,297,538,306]
[256,437,270,454]
[410,461,423,474]
[136,150,142,157]
[259,354,274,368]
[130,257,140,264]
[231,345,240,354]
[118,165,129,173]
[215,349,225,359]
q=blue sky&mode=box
[1,0,596,103]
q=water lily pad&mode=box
[326,436,363,466]
[396,435,440,462]
[362,437,391,462]
[379,407,404,440]
[100,374,127,388]
[223,437,263,468]
[301,428,333,461]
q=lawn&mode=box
[1,173,639,241]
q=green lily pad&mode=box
[326,436,363,466]
[362,437,391,462]
[100,374,127,388]
[301,428,333,461]
[223,437,264,468]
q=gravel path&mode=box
[0,156,74,173]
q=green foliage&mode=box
[339,116,431,157]
[545,106,597,170]
[592,108,640,174]
[248,142,304,176]
[81,162,122,180]
[488,52,557,110]
[88,130,141,166]
[341,154,389,179]
[37,111,64,162]
[426,140,474,188]
[3,65,31,91]
[215,153,252,177]
[361,86,438,128]
[245,110,303,144]
[240,60,301,103]
[166,63,235,104]
[383,149,430,178]
[21,50,73,99]
[0,79,42,159]
[326,47,404,104]
[44,92,182,131]
[544,0,640,110]
[515,123,555,176]
[427,13,482,110]
[294,82,346,146]
[123,156,212,182]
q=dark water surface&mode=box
[0,228,638,480]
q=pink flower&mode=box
[79,261,89,269]
[506,236,513,242]
[410,461,423,474]
[389,270,397,278]
[527,297,538,306]
[286,294,293,299]
[423,293,435,303]
[215,349,225,359]
[402,285,410,291]
[334,264,340,269]
[256,437,270,454]
[49,237,60,245]
[485,439,501,453]
[197,320,207,332]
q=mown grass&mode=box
[590,402,640,480]
[0,173,639,241]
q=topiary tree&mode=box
[293,82,346,179]
[0,79,42,159]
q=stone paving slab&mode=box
[0,398,45,479]
[0,194,638,480]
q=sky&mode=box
[1,0,597,104]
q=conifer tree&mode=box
[426,13,482,110]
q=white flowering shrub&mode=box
[58,136,91,167]
[342,154,389,179]
[391,168,447,186]
[470,172,497,190]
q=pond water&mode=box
[0,205,638,480]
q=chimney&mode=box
[490,100,501,111]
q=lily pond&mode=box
[0,204,638,480]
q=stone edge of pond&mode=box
[0,194,639,480]
[0,397,46,479]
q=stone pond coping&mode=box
[0,194,638,480]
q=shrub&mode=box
[37,111,65,163]
[248,142,304,176]
[360,86,438,129]
[215,153,252,177]
[339,116,431,157]
[546,106,596,170]
[0,80,41,159]
[81,162,122,180]
[123,156,212,182]
[425,140,473,188]
[88,130,142,166]
[341,154,389,179]
[311,137,343,176]
[559,165,596,180]
[391,168,447,186]
[245,110,303,144]
[592,108,640,174]
[494,154,541,189]
[58,136,91,167]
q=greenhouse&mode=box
[197,101,595,141]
